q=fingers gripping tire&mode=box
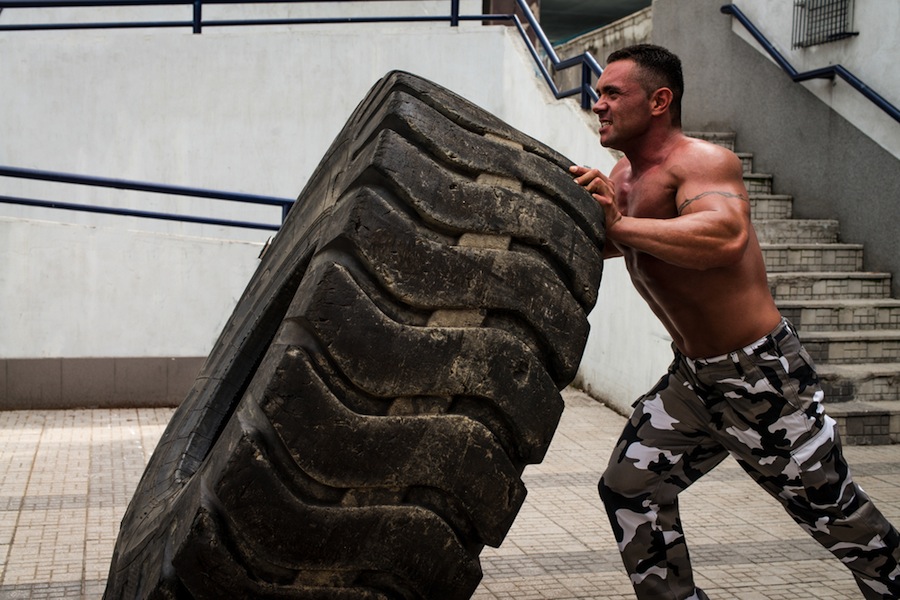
[103,71,605,600]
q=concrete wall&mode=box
[652,0,900,295]
[3,5,669,409]
[550,6,652,93]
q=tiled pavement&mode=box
[1,390,898,599]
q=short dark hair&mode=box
[607,44,684,126]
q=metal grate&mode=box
[792,0,858,48]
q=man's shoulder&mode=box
[667,135,742,175]
[678,135,734,158]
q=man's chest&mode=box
[614,170,679,219]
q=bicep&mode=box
[674,151,749,220]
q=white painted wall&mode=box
[728,0,900,158]
[0,217,263,358]
[1,4,666,411]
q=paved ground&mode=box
[0,389,898,599]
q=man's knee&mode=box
[597,450,637,506]
[597,461,659,513]
[597,473,616,507]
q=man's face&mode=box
[591,59,653,150]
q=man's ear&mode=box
[649,87,674,116]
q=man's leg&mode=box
[599,363,726,600]
[734,418,900,600]
[707,323,900,600]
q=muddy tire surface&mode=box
[103,71,605,600]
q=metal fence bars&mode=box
[0,165,295,231]
[791,0,858,48]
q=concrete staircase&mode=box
[692,132,900,445]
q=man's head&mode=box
[605,44,684,127]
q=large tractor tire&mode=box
[103,71,604,599]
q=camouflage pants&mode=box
[599,319,900,600]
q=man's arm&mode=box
[572,146,751,270]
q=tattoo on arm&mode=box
[677,191,749,215]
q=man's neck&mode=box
[621,126,684,175]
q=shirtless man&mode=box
[571,44,900,600]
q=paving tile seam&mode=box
[0,495,90,512]
[0,414,45,587]
[79,411,95,600]
[0,579,93,598]
[481,538,834,573]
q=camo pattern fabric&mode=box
[598,318,900,600]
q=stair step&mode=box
[755,219,840,244]
[769,272,892,300]
[817,363,900,405]
[802,330,900,365]
[750,194,793,220]
[744,173,773,194]
[823,399,900,445]
[736,152,753,173]
[762,243,864,272]
[781,299,900,331]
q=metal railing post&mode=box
[450,0,459,27]
[193,0,202,33]
[515,0,555,60]
[581,63,592,110]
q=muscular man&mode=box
[571,44,900,600]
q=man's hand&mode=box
[570,165,622,231]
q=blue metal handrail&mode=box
[0,165,295,230]
[0,0,466,34]
[721,3,900,124]
[0,0,603,230]
[511,0,601,109]
[0,0,602,108]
